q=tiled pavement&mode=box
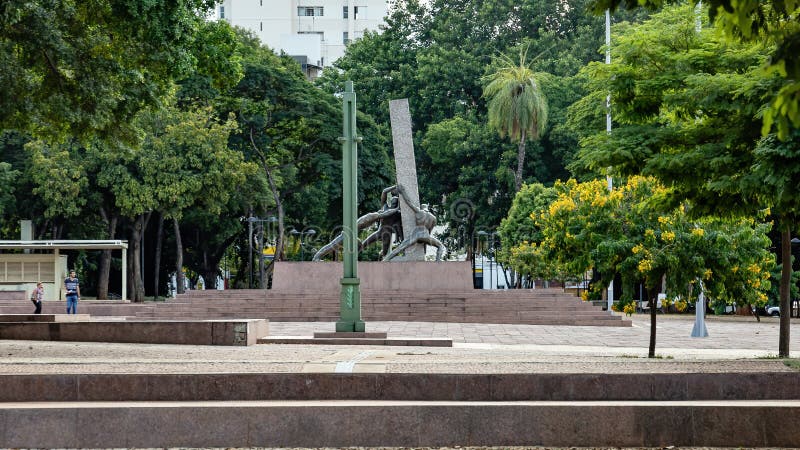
[1,313,798,376]
[269,313,799,357]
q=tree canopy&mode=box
[525,176,774,356]
[1,0,222,143]
[483,50,550,191]
[589,0,800,139]
[570,3,798,356]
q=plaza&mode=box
[3,0,800,447]
[1,315,798,375]
[1,313,799,448]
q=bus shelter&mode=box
[0,240,129,301]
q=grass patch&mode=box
[757,353,781,359]
[784,359,800,370]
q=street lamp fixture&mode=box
[247,216,278,289]
[289,228,317,261]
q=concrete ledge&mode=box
[1,372,799,402]
[314,332,388,338]
[0,314,90,322]
[1,400,800,448]
[0,319,268,346]
[259,336,452,346]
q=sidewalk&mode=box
[271,313,796,356]
[1,314,797,375]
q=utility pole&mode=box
[605,8,615,312]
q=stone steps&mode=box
[2,372,800,447]
[2,371,798,403]
[3,399,799,448]
[0,290,25,301]
[0,287,628,326]
[147,288,628,326]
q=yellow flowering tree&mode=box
[536,178,625,296]
[535,176,774,357]
[498,183,560,286]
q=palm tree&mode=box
[483,49,549,192]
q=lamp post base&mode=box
[336,320,366,332]
[337,277,364,332]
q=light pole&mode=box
[477,231,487,289]
[604,8,616,312]
[792,237,800,317]
[249,216,277,288]
[477,231,499,289]
[247,216,254,288]
[290,228,317,261]
[489,231,499,289]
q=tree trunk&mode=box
[97,210,118,300]
[52,223,63,240]
[265,166,286,262]
[174,218,185,295]
[257,225,265,288]
[129,214,147,302]
[779,226,792,357]
[648,293,657,358]
[250,127,285,280]
[194,233,238,291]
[514,130,527,192]
[202,267,218,291]
[153,213,164,299]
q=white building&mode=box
[217,0,388,73]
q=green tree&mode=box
[225,29,392,275]
[421,113,516,255]
[318,0,626,248]
[483,49,550,192]
[1,0,218,142]
[535,177,773,357]
[589,0,800,139]
[137,105,255,296]
[0,162,19,218]
[497,182,559,285]
[572,3,798,356]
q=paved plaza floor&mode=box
[1,314,797,375]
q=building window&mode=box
[298,6,324,16]
[260,0,263,5]
[354,6,366,19]
[343,31,349,44]
[260,22,263,31]
[342,6,348,18]
[298,31,324,41]
[219,6,225,19]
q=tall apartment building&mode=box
[217,0,388,75]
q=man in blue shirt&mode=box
[64,270,80,314]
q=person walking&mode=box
[64,270,80,314]
[30,281,43,314]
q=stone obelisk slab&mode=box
[389,98,425,261]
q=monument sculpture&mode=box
[312,185,403,261]
[389,98,426,260]
[313,183,443,261]
[382,184,444,261]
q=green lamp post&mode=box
[336,81,365,332]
